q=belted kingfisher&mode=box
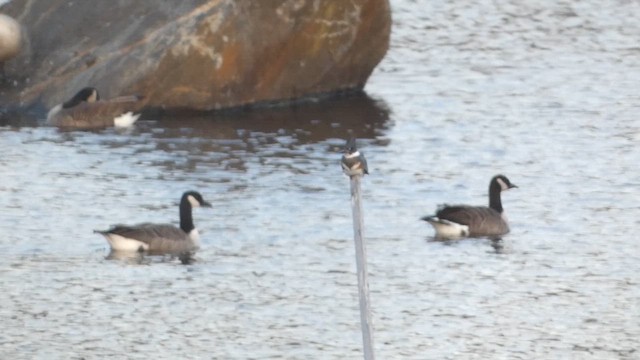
[341,137,369,176]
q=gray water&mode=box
[1,0,639,359]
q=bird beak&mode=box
[201,201,212,208]
[510,184,518,189]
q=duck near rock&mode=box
[46,87,144,129]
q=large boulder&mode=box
[0,0,390,112]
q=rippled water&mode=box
[1,0,639,359]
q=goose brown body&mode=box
[47,87,144,129]
[432,205,509,237]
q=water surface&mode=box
[1,0,639,359]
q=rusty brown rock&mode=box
[0,0,390,112]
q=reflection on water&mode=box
[146,92,391,143]
[2,92,391,178]
[105,250,148,264]
[105,250,195,265]
[427,236,512,255]
[1,0,639,359]
[133,93,391,175]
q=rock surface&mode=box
[0,0,390,112]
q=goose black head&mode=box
[491,174,517,192]
[182,191,212,208]
[62,87,99,109]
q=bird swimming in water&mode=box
[94,191,211,256]
[422,174,517,239]
[46,87,144,129]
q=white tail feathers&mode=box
[113,112,140,127]
[424,217,470,239]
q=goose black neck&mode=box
[179,197,195,233]
[489,181,503,213]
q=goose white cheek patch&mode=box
[187,195,200,207]
[497,177,509,191]
[87,90,99,103]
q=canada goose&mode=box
[46,87,144,129]
[95,191,211,254]
[341,137,369,176]
[0,14,21,79]
[422,175,517,239]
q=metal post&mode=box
[350,174,375,360]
